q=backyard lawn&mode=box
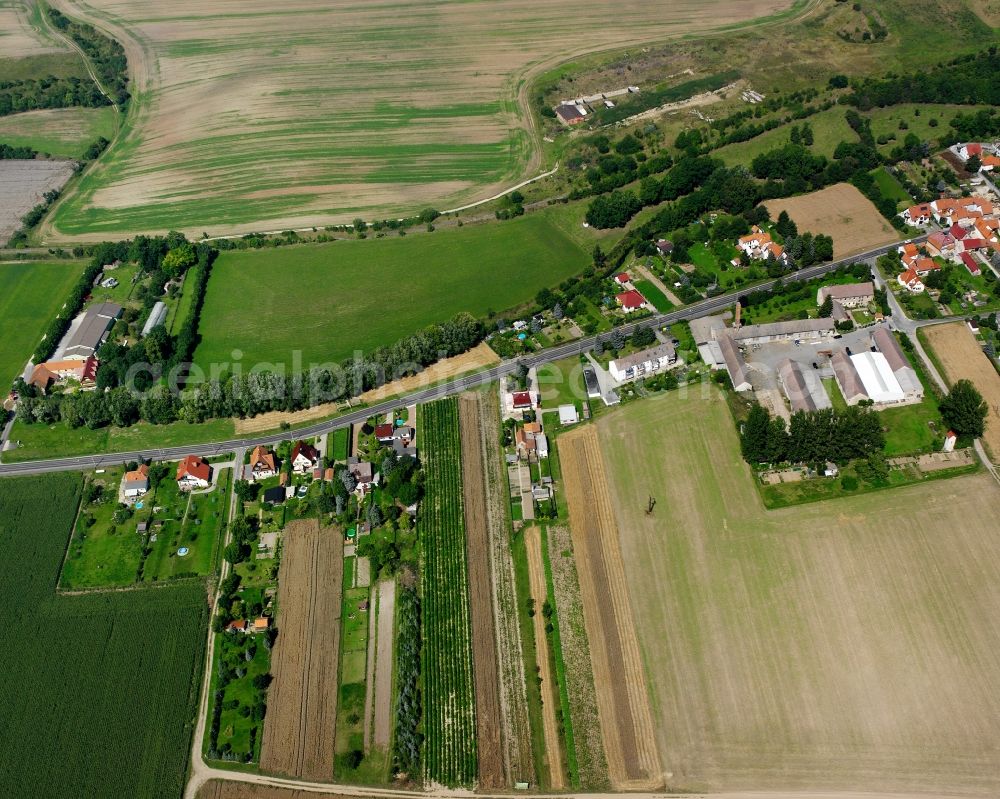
[633,279,673,312]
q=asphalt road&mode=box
[0,237,919,477]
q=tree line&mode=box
[740,403,885,466]
[0,75,110,118]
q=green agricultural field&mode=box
[418,398,477,786]
[0,107,115,157]
[598,389,1000,794]
[0,259,84,388]
[194,211,591,371]
[0,473,207,799]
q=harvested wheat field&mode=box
[197,781,368,799]
[0,1,64,57]
[50,0,795,238]
[259,520,343,779]
[923,322,1000,460]
[457,392,504,789]
[559,425,663,790]
[598,388,1000,794]
[765,183,898,258]
[524,525,565,789]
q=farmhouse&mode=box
[777,358,831,413]
[555,103,587,125]
[615,289,648,313]
[817,282,873,309]
[62,302,122,360]
[728,318,835,345]
[28,356,99,393]
[871,326,923,402]
[176,455,211,491]
[608,342,677,383]
[291,440,320,473]
[141,302,168,337]
[831,349,868,405]
[121,464,150,499]
[247,446,278,481]
[716,333,752,392]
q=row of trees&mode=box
[48,8,129,107]
[0,76,109,118]
[740,404,886,466]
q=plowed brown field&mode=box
[259,520,343,779]
[196,781,368,799]
[558,425,662,790]
[923,323,1000,460]
[458,393,504,789]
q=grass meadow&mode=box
[0,107,116,157]
[193,210,592,370]
[0,259,85,388]
[0,473,207,799]
[597,389,1000,794]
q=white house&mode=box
[608,342,677,383]
[291,440,320,474]
[176,455,212,491]
[122,464,150,499]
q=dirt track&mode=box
[923,323,1000,460]
[458,393,505,789]
[260,520,343,779]
[558,426,662,790]
[524,526,565,789]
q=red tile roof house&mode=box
[122,463,150,499]
[901,203,932,226]
[614,273,631,287]
[374,423,395,443]
[959,142,983,161]
[248,445,278,481]
[511,391,533,410]
[615,289,647,313]
[176,455,212,491]
[291,440,319,473]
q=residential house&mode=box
[374,423,395,443]
[615,289,648,313]
[347,457,376,492]
[926,231,958,259]
[981,155,1000,172]
[253,617,270,634]
[122,464,150,499]
[226,620,248,634]
[614,272,631,287]
[901,203,931,226]
[291,440,320,473]
[176,455,212,491]
[510,390,535,411]
[534,434,549,459]
[897,267,925,293]
[248,445,278,481]
[959,143,984,161]
[608,342,677,383]
[655,239,673,257]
